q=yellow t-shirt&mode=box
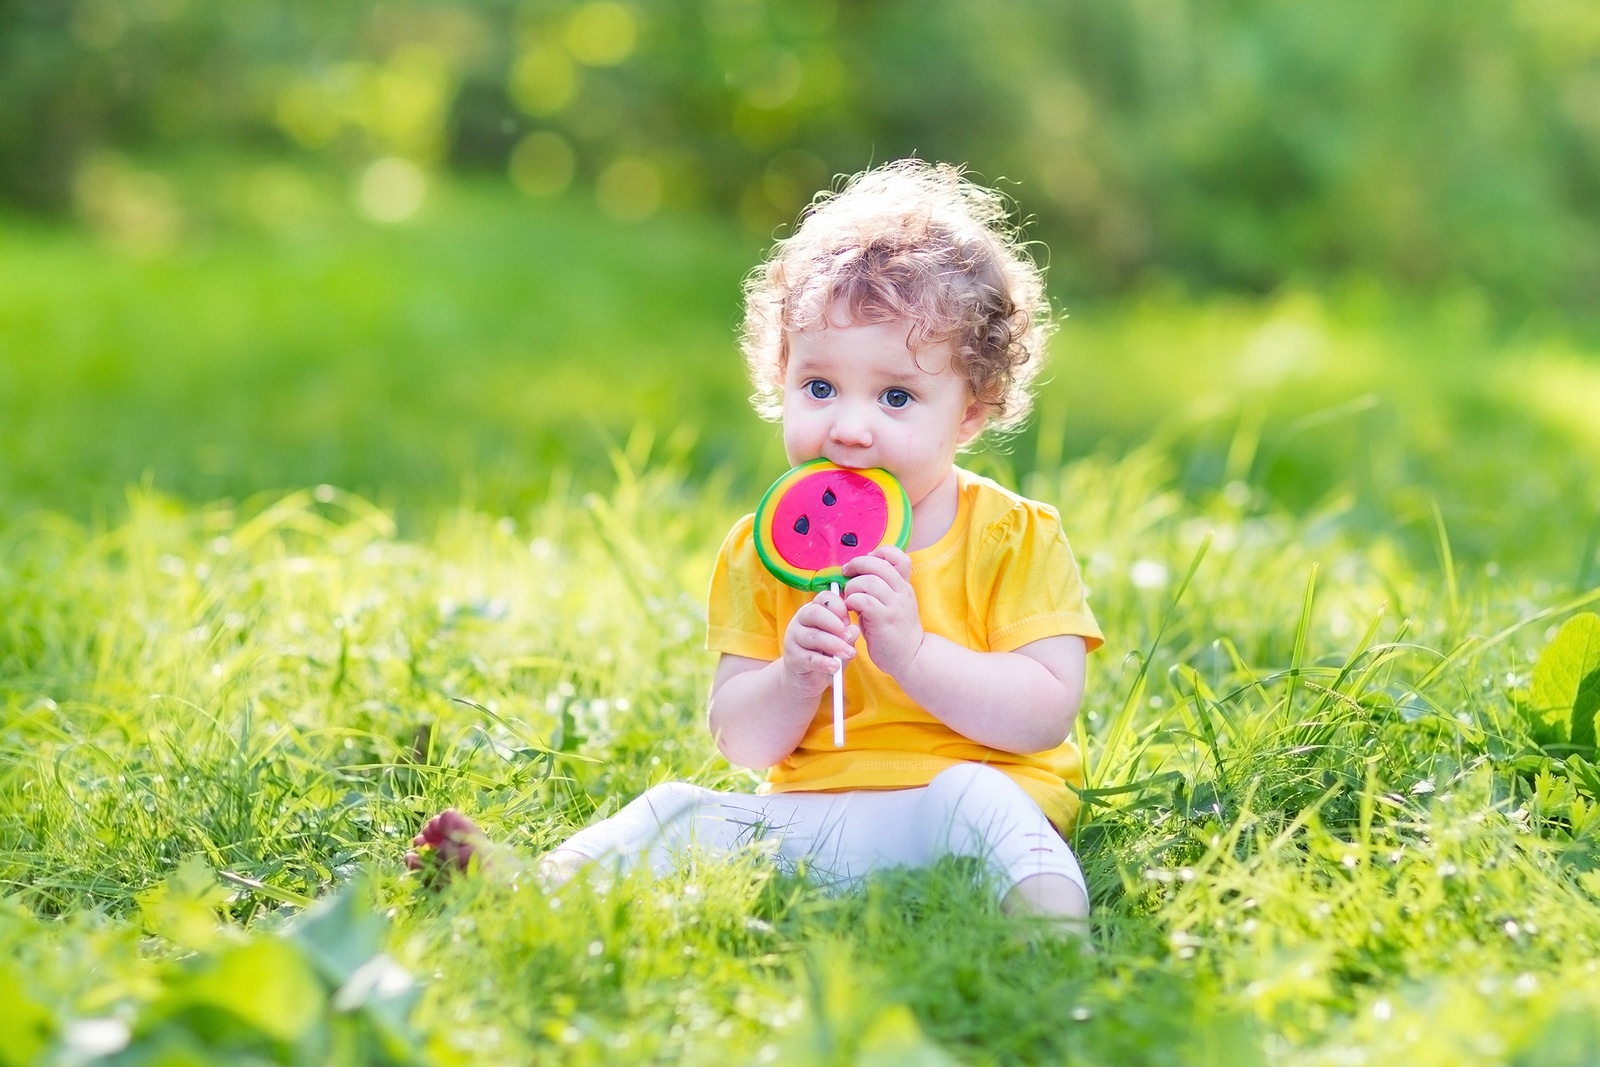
[706,466,1104,829]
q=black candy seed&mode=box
[822,489,837,506]
[841,532,858,547]
[793,515,810,535]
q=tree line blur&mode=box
[5,0,1598,315]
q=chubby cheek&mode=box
[780,411,819,464]
[895,469,940,509]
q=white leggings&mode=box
[552,763,1087,905]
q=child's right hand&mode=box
[780,588,860,696]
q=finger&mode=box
[843,592,889,620]
[843,553,911,591]
[806,653,844,675]
[841,554,891,580]
[794,627,857,661]
[798,601,851,636]
[786,647,843,678]
[813,586,848,610]
[873,544,913,580]
[806,591,852,626]
[841,573,895,604]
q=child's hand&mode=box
[842,546,923,677]
[781,588,859,696]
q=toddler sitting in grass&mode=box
[410,159,1104,928]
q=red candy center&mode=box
[768,469,889,571]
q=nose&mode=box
[829,400,873,448]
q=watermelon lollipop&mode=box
[753,459,911,746]
[754,460,911,591]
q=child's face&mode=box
[781,317,987,509]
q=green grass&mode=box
[0,178,763,526]
[7,443,1600,1065]
[5,170,1599,566]
[5,175,1600,1065]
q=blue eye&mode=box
[806,380,834,400]
[882,388,912,409]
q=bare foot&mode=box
[405,809,485,880]
[1003,873,1092,945]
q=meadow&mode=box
[6,179,1600,1066]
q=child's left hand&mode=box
[841,546,923,677]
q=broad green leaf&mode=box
[1516,1007,1600,1063]
[137,855,231,952]
[287,880,388,988]
[157,938,325,1047]
[1564,754,1600,800]
[103,1030,214,1067]
[287,881,424,1063]
[1529,613,1600,747]
[0,965,54,1067]
[1570,667,1600,755]
[331,952,423,1063]
[1185,1006,1267,1067]
[854,1005,962,1067]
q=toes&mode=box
[438,809,474,838]
[441,839,477,869]
[407,810,486,880]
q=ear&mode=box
[954,397,989,446]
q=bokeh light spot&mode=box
[1030,77,1091,139]
[510,43,578,116]
[763,149,826,217]
[1238,315,1328,389]
[71,0,128,50]
[509,132,576,197]
[365,46,454,162]
[275,81,341,149]
[565,3,638,67]
[728,48,802,110]
[596,157,661,222]
[771,0,836,36]
[73,154,183,254]
[357,158,426,223]
[702,0,763,37]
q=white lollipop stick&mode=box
[831,580,845,747]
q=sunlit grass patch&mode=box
[6,185,1599,576]
[4,441,1600,1064]
[0,443,733,917]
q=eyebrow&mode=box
[786,350,943,384]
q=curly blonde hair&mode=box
[740,159,1053,436]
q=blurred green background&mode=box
[3,0,1599,572]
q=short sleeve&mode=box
[977,501,1104,654]
[706,515,783,660]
